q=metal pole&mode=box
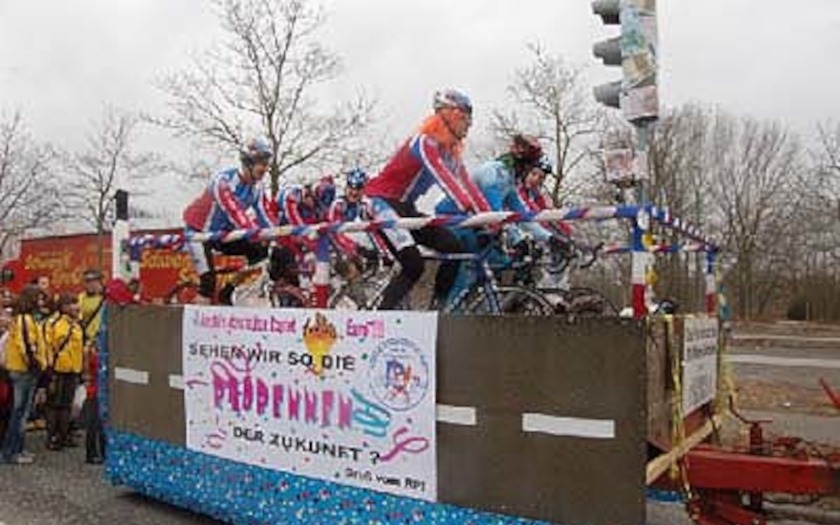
[112,189,134,283]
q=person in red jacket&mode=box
[82,346,104,464]
[364,89,490,309]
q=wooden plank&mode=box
[645,413,725,486]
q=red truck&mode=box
[1,229,243,303]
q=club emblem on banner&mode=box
[369,338,430,412]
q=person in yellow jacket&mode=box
[78,269,105,347]
[44,293,84,451]
[1,284,48,464]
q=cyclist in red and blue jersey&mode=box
[267,176,336,286]
[327,169,389,266]
[183,137,274,301]
[275,176,336,227]
[365,89,491,309]
[516,157,573,239]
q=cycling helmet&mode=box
[536,156,554,175]
[345,168,368,190]
[313,176,336,210]
[432,89,473,116]
[240,137,273,167]
[510,134,543,165]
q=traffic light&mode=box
[592,0,622,110]
[591,0,659,122]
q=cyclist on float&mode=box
[267,176,336,287]
[364,88,491,310]
[327,169,390,267]
[436,134,567,305]
[517,156,573,239]
[183,137,274,303]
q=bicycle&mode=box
[165,259,265,305]
[426,234,555,316]
[328,256,400,310]
[165,249,311,308]
[511,239,620,317]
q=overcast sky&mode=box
[1,0,839,219]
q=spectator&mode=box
[0,307,12,443]
[1,285,48,464]
[83,343,104,464]
[78,269,105,348]
[44,294,84,451]
[28,287,54,431]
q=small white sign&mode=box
[682,317,720,414]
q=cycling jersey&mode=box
[517,183,572,237]
[275,185,324,226]
[365,133,490,213]
[437,159,554,242]
[327,197,390,256]
[183,167,273,232]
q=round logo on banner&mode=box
[369,338,430,412]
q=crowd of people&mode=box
[184,88,572,307]
[0,271,106,465]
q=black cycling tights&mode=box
[378,202,463,310]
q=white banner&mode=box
[182,306,438,501]
[682,317,719,414]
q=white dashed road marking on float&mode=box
[435,404,477,426]
[522,413,616,439]
[114,367,150,385]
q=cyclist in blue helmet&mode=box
[328,168,389,266]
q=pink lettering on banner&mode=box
[288,389,301,421]
[345,318,385,339]
[212,363,241,412]
[208,360,354,430]
[321,390,334,427]
[305,390,318,424]
[270,316,296,334]
[338,395,353,430]
[272,385,284,418]
[242,373,254,411]
[256,381,269,415]
[198,311,296,335]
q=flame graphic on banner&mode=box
[302,313,337,375]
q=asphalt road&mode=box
[0,432,222,525]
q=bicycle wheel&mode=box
[329,290,362,310]
[497,286,555,316]
[463,286,553,316]
[229,278,272,308]
[553,287,620,317]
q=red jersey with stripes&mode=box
[517,184,572,237]
[327,197,390,256]
[364,133,490,213]
[275,185,323,226]
[183,167,273,232]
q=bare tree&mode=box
[706,114,805,319]
[643,105,713,309]
[65,107,158,267]
[811,121,840,261]
[0,111,62,258]
[491,43,603,205]
[149,0,376,190]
